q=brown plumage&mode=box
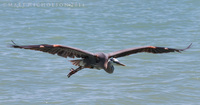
[108,44,192,58]
[10,40,192,78]
[11,43,94,58]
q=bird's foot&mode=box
[67,66,84,78]
[67,68,78,78]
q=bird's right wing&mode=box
[108,43,192,58]
[11,41,94,58]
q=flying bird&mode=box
[10,41,192,78]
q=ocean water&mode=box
[0,0,200,105]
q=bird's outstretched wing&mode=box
[108,43,192,58]
[10,41,94,58]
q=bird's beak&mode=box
[115,61,126,66]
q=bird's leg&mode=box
[67,66,84,78]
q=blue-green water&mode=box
[1,0,200,105]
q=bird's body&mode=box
[69,52,114,75]
[10,41,192,78]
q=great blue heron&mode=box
[10,41,192,78]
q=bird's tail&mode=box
[69,59,84,66]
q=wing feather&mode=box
[108,43,192,58]
[11,42,94,58]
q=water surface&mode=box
[0,0,200,105]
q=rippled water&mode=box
[1,0,200,105]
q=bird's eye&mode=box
[110,58,114,61]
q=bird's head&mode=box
[109,58,126,66]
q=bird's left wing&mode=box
[108,43,192,58]
[11,41,94,58]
